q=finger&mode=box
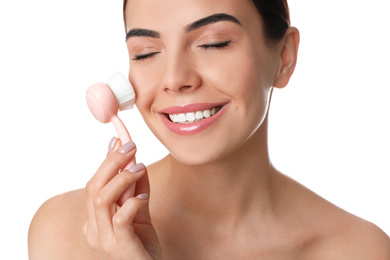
[85,140,135,249]
[117,163,146,206]
[93,164,146,241]
[133,166,152,224]
[134,166,150,200]
[96,167,145,213]
[116,183,135,207]
[88,141,136,194]
[107,137,122,157]
[113,195,149,242]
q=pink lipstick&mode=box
[159,103,228,135]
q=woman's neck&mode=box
[157,119,282,228]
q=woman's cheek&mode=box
[197,56,238,95]
[131,68,158,112]
[219,56,261,104]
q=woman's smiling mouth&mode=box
[159,103,228,134]
[167,105,223,124]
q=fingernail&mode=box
[108,137,118,153]
[136,193,149,200]
[118,141,136,154]
[128,163,145,173]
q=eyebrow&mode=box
[126,28,160,40]
[126,13,241,41]
[185,13,241,32]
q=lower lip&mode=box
[160,105,228,135]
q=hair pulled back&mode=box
[252,0,290,42]
[123,0,290,43]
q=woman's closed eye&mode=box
[132,51,161,61]
[199,40,231,49]
[132,40,231,61]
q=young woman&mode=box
[28,0,390,259]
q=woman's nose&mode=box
[160,51,202,94]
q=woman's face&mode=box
[125,0,281,165]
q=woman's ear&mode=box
[273,27,300,89]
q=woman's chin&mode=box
[165,142,235,166]
[170,153,214,166]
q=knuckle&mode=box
[92,194,107,209]
[112,214,127,227]
[85,181,97,195]
[85,233,100,251]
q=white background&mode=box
[0,0,389,258]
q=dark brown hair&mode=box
[123,0,290,43]
[252,0,290,42]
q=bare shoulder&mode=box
[280,175,390,259]
[307,217,390,259]
[28,189,97,260]
[291,184,390,258]
[345,219,390,259]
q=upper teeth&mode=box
[169,107,219,124]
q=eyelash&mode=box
[132,40,231,61]
[199,40,231,49]
[132,52,160,61]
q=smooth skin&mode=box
[29,0,390,259]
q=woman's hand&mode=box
[84,138,162,260]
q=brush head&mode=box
[86,82,118,123]
[86,72,135,124]
[107,72,135,111]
